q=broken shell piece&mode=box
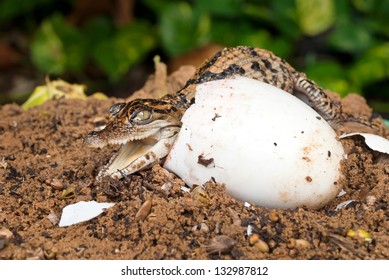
[339,132,389,154]
[337,189,347,197]
[164,77,344,209]
[180,186,191,193]
[244,202,251,208]
[59,201,115,227]
[246,224,254,236]
[334,200,356,211]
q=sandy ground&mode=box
[0,65,388,260]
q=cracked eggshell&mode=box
[164,76,345,209]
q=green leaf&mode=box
[211,20,260,46]
[239,30,271,47]
[31,17,66,74]
[159,2,210,56]
[349,59,386,89]
[82,17,114,46]
[142,0,178,13]
[195,0,243,16]
[295,0,335,36]
[328,23,373,53]
[22,79,88,110]
[0,0,50,23]
[31,14,86,75]
[92,21,156,81]
[349,43,389,88]
[369,1,389,36]
[351,0,375,13]
[271,0,301,39]
[242,3,272,22]
[304,60,356,96]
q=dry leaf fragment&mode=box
[347,229,372,243]
[61,185,75,199]
[135,199,152,221]
[205,235,236,255]
[191,185,210,204]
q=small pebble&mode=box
[287,238,296,249]
[294,239,310,249]
[48,178,64,190]
[191,223,209,233]
[254,239,270,253]
[0,228,14,250]
[268,210,279,222]
[287,238,310,249]
[161,181,173,192]
[248,233,269,253]
[248,233,260,245]
[47,212,59,225]
[365,195,376,206]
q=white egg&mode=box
[164,76,345,209]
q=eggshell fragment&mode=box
[339,132,389,154]
[164,76,345,209]
[59,201,115,227]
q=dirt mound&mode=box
[0,67,388,260]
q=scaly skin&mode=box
[84,46,375,179]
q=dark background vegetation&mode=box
[0,0,388,117]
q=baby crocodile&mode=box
[83,46,370,179]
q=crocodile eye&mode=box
[133,110,151,122]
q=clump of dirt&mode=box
[0,65,388,260]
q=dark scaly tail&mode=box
[295,75,384,134]
[294,76,343,128]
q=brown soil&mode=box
[0,65,388,260]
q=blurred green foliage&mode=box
[1,0,389,108]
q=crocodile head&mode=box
[84,97,183,179]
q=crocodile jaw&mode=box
[85,126,180,180]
